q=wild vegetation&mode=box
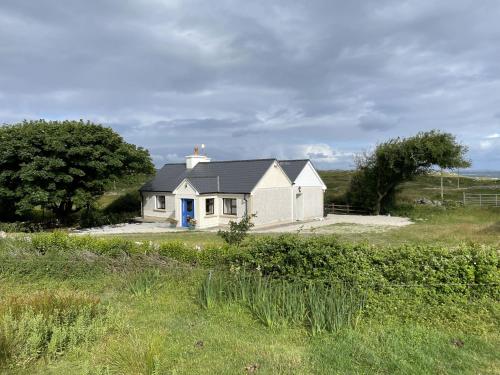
[0,232,498,373]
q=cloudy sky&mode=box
[1,0,499,169]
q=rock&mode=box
[451,338,464,348]
[415,197,433,205]
[194,340,204,348]
[245,364,259,373]
[0,231,6,239]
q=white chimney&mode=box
[186,145,211,169]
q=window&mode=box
[205,198,214,215]
[156,195,166,210]
[223,198,237,215]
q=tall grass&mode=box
[0,291,108,368]
[198,272,365,334]
[127,269,163,296]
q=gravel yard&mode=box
[74,214,412,235]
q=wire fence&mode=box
[463,193,500,207]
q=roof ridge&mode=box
[278,159,310,162]
[200,158,276,163]
[162,158,277,166]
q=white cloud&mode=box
[479,140,493,150]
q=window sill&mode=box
[221,214,238,218]
[153,209,166,212]
[205,213,215,217]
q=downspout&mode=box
[140,191,144,218]
[243,194,249,216]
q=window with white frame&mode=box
[155,195,166,210]
[223,198,237,215]
[206,198,214,215]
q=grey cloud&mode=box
[1,0,500,169]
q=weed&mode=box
[198,272,365,335]
[127,269,163,296]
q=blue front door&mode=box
[181,199,195,227]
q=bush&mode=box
[158,241,236,267]
[79,206,137,228]
[231,235,499,299]
[217,215,255,245]
[0,222,44,233]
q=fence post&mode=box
[496,194,498,207]
[480,194,482,207]
[332,203,335,215]
[463,192,466,206]
[347,204,350,214]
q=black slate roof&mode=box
[140,159,278,194]
[139,158,313,194]
[278,160,309,182]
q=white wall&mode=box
[294,186,324,219]
[251,162,293,226]
[292,162,325,220]
[251,187,293,226]
[294,162,327,188]
[142,192,175,220]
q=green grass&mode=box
[0,263,498,374]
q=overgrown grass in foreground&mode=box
[0,291,109,368]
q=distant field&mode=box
[319,170,500,204]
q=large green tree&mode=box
[347,131,470,214]
[0,120,154,222]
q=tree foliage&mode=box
[0,120,154,222]
[347,131,470,214]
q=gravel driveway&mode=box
[253,214,412,233]
[74,214,412,235]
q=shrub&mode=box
[0,222,44,233]
[158,241,236,267]
[230,235,499,299]
[217,214,255,245]
[79,206,137,228]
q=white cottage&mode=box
[139,149,326,228]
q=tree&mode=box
[347,131,470,214]
[0,120,154,223]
